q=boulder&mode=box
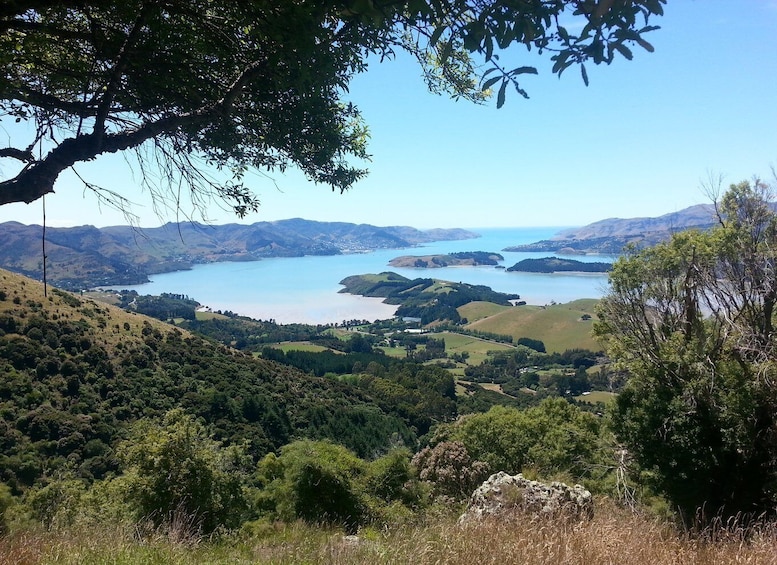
[458,471,593,524]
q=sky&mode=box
[1,0,776,230]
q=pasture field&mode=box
[378,345,407,358]
[438,331,515,366]
[271,341,333,353]
[457,301,511,322]
[460,299,601,353]
[194,310,229,321]
[575,391,617,405]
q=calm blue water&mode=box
[110,227,614,324]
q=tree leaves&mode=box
[496,79,507,108]
[0,1,667,214]
[597,179,777,524]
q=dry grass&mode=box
[0,268,187,349]
[4,504,777,565]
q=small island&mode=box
[388,251,504,268]
[507,257,611,274]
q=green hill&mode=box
[459,299,601,353]
[0,269,414,493]
[339,272,520,324]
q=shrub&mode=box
[115,409,251,534]
[255,440,367,532]
[412,441,490,500]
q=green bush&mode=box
[256,440,367,532]
[255,441,426,531]
[23,479,87,530]
[115,409,251,534]
[0,482,15,534]
[441,398,602,480]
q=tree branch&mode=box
[0,147,34,162]
[94,2,150,138]
[0,111,205,206]
[0,50,268,206]
[12,87,94,117]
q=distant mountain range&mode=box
[0,202,741,289]
[0,219,477,289]
[505,204,720,255]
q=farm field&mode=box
[460,299,601,353]
[575,391,617,405]
[438,331,515,366]
[271,341,333,353]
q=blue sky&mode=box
[1,0,776,229]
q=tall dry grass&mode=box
[2,503,777,564]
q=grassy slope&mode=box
[460,299,601,353]
[0,269,184,348]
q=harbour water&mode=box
[111,227,614,324]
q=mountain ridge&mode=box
[505,203,721,254]
[0,219,477,289]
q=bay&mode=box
[111,227,614,324]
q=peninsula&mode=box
[0,219,478,289]
[388,251,503,268]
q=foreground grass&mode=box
[4,504,777,565]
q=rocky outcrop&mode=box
[458,472,593,524]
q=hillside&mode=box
[339,272,520,324]
[460,299,601,353]
[507,257,611,273]
[0,220,477,289]
[505,203,719,254]
[0,269,416,493]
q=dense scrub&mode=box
[0,275,417,494]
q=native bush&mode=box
[114,409,251,534]
[412,440,490,500]
[255,440,368,532]
[439,398,602,481]
[596,180,777,524]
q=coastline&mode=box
[95,227,608,324]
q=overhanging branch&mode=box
[0,111,212,206]
[0,54,267,206]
